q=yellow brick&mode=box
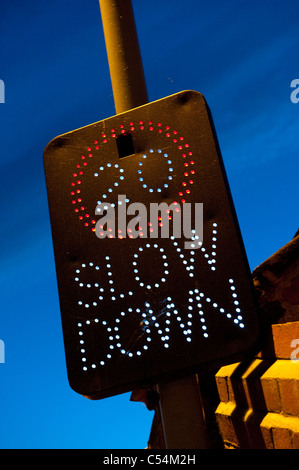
[260,376,281,413]
[293,431,299,449]
[272,321,299,359]
[215,400,236,416]
[215,375,229,403]
[273,427,292,449]
[215,401,239,447]
[280,379,299,416]
[216,363,241,377]
[260,412,286,429]
[215,363,241,403]
[215,401,252,449]
[260,423,274,449]
[261,359,299,416]
[260,412,299,449]
[261,359,299,379]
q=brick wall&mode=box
[215,322,299,448]
[215,233,299,449]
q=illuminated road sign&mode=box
[44,91,261,399]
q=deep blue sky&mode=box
[0,0,298,449]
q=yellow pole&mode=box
[99,0,211,449]
[99,0,148,114]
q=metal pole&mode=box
[99,0,210,449]
[99,0,148,114]
[157,375,210,449]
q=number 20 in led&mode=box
[44,91,261,399]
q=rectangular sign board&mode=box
[44,91,261,399]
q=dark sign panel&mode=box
[44,91,261,399]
